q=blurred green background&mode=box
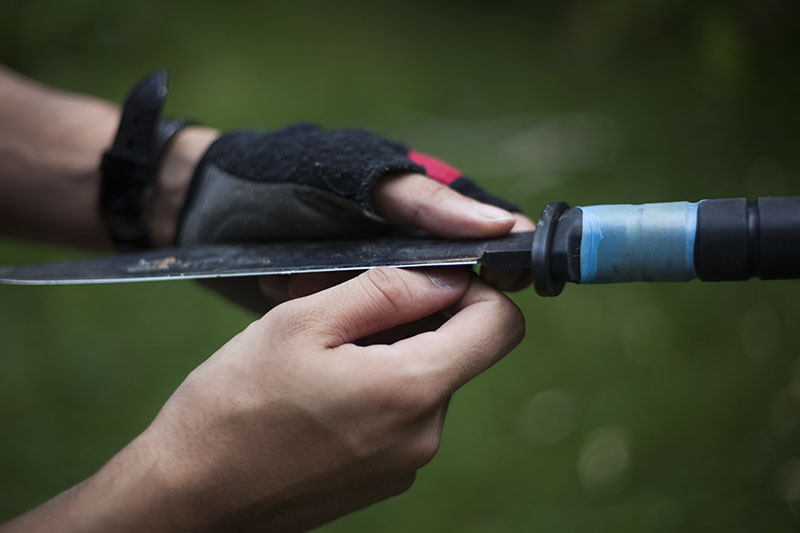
[2,1,800,531]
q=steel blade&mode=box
[0,232,534,285]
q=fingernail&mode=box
[424,269,463,289]
[472,202,514,223]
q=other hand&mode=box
[15,267,524,531]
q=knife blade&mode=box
[0,232,535,285]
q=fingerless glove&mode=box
[176,123,519,245]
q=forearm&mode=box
[1,434,190,532]
[0,66,217,249]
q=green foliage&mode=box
[1,1,799,530]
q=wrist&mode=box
[150,126,219,247]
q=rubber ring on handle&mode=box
[531,201,569,297]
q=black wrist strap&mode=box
[99,70,192,251]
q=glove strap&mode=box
[99,70,192,251]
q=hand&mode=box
[150,267,522,531]
[6,267,524,532]
[157,125,535,313]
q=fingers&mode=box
[274,267,470,347]
[390,274,525,394]
[479,212,536,291]
[372,173,516,239]
[373,173,535,292]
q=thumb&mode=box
[290,267,469,346]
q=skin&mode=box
[0,66,532,531]
[4,268,524,531]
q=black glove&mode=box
[176,123,518,245]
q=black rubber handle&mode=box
[695,196,800,281]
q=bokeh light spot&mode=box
[518,388,579,445]
[577,426,632,491]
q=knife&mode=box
[2,197,798,297]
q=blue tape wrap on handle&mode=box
[578,201,701,284]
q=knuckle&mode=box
[425,181,461,211]
[370,379,427,418]
[263,301,295,331]
[406,432,442,468]
[361,268,413,314]
[407,381,444,415]
[407,172,437,196]
[263,300,321,341]
[360,365,444,420]
[388,359,446,414]
[406,178,454,225]
[425,179,456,202]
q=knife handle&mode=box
[532,196,800,297]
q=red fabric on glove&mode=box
[407,151,461,185]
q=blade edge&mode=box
[0,259,480,285]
